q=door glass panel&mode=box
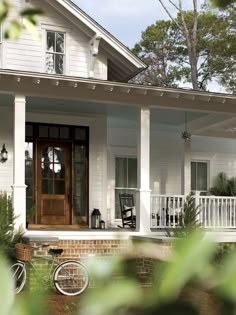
[54,147,64,163]
[42,180,53,194]
[55,181,65,194]
[41,146,65,194]
[41,162,54,178]
[54,164,64,179]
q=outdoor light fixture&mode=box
[181,112,191,142]
[1,144,8,163]
[91,208,101,229]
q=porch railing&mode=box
[150,194,236,229]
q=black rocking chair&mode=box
[119,193,136,229]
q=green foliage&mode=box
[79,232,236,315]
[210,172,236,196]
[0,192,23,261]
[0,253,49,315]
[131,6,236,92]
[166,193,201,238]
[0,0,43,40]
[210,0,236,7]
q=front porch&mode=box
[1,69,236,240]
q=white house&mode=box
[1,0,236,248]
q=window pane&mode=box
[191,162,196,190]
[75,128,87,141]
[128,158,137,188]
[26,179,33,196]
[60,127,69,139]
[55,54,64,74]
[39,126,49,138]
[75,146,86,162]
[56,32,64,53]
[49,126,59,139]
[46,53,55,74]
[115,158,127,187]
[197,162,207,191]
[26,125,33,138]
[47,32,55,51]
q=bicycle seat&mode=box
[48,248,63,255]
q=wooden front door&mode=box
[37,142,71,225]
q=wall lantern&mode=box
[0,144,8,163]
[91,208,101,229]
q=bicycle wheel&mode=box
[9,262,26,294]
[53,260,89,296]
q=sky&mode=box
[72,0,200,48]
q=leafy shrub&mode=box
[166,193,201,238]
[0,192,23,261]
[210,172,236,196]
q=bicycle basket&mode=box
[15,243,33,261]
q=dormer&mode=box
[0,0,146,82]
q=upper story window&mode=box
[46,31,65,74]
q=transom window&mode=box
[191,161,208,192]
[46,31,65,74]
[115,157,137,219]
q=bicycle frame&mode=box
[17,254,61,288]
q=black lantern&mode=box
[0,144,8,163]
[91,208,101,229]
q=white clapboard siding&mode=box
[2,0,107,80]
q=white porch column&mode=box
[181,140,191,195]
[136,107,151,234]
[12,95,26,230]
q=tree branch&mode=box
[157,0,183,31]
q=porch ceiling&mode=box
[0,69,236,137]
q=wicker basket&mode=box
[15,243,33,261]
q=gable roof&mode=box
[46,0,146,82]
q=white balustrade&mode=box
[150,194,236,229]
